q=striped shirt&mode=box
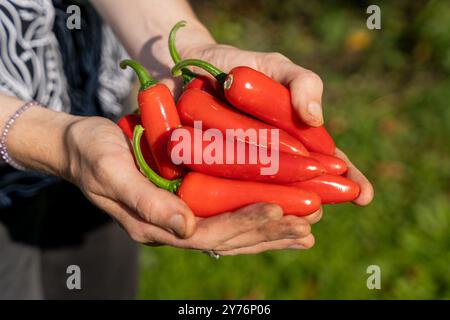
[0,0,133,208]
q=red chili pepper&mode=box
[177,88,309,156]
[309,152,348,175]
[120,60,183,179]
[183,75,222,95]
[117,114,140,140]
[179,172,321,217]
[133,124,320,217]
[172,60,336,155]
[168,21,223,97]
[117,114,158,172]
[290,174,360,204]
[168,126,324,183]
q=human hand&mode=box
[63,116,320,254]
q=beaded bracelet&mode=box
[0,101,41,171]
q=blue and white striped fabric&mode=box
[0,0,133,208]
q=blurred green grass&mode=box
[138,0,450,299]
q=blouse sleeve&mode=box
[0,0,69,112]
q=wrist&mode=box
[7,105,82,178]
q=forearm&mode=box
[0,93,80,177]
[91,0,215,78]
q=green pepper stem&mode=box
[120,59,158,91]
[181,69,198,85]
[171,59,228,83]
[132,125,181,193]
[168,21,198,84]
[168,21,185,64]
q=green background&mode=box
[138,0,450,299]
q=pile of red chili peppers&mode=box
[117,21,360,218]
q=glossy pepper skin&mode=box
[177,88,309,156]
[168,126,324,183]
[309,152,348,175]
[117,114,158,172]
[172,61,336,155]
[224,66,335,154]
[178,172,320,217]
[117,114,139,139]
[133,125,320,217]
[183,75,222,96]
[168,21,222,97]
[120,60,183,179]
[290,174,360,204]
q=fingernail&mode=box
[288,244,305,249]
[307,102,324,125]
[169,214,186,236]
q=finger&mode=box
[289,70,324,127]
[178,203,284,250]
[217,234,315,256]
[87,192,161,244]
[110,167,196,238]
[93,192,201,246]
[94,194,314,255]
[199,203,283,240]
[130,202,284,251]
[216,215,311,251]
[257,54,324,127]
[299,207,323,225]
[335,148,374,206]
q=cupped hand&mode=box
[178,44,374,205]
[63,116,320,255]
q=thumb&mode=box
[290,70,324,127]
[116,172,196,238]
[257,55,325,127]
